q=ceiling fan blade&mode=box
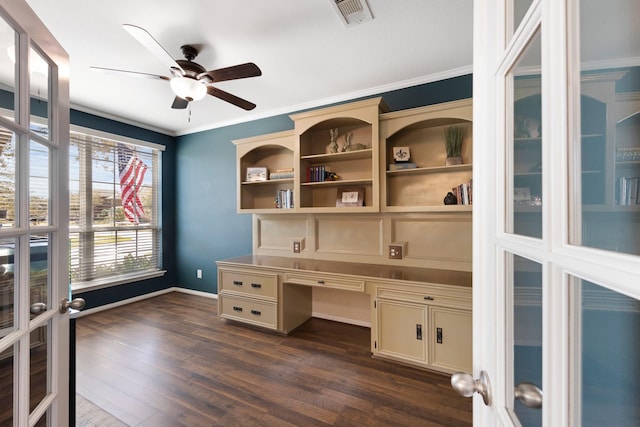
[171,96,189,109]
[123,24,184,75]
[90,66,170,81]
[199,62,262,83]
[207,86,256,110]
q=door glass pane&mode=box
[576,0,640,255]
[30,323,48,412]
[0,237,16,332]
[0,15,16,122]
[30,140,49,227]
[510,253,542,426]
[30,233,49,318]
[29,47,49,134]
[574,276,640,426]
[0,127,15,229]
[512,0,534,37]
[511,30,542,238]
[0,343,15,426]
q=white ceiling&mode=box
[23,0,473,136]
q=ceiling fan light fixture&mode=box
[170,77,207,102]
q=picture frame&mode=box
[393,146,411,162]
[514,187,532,201]
[336,187,365,207]
[246,167,268,182]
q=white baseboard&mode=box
[174,287,218,299]
[312,312,371,328]
[73,287,217,318]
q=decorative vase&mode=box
[445,156,462,166]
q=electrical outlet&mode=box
[389,245,402,259]
[292,238,304,253]
[292,240,301,253]
[196,269,202,279]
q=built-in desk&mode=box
[216,255,472,373]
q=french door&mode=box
[468,0,640,425]
[0,1,72,425]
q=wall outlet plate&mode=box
[389,245,402,259]
[292,238,305,253]
[388,242,407,260]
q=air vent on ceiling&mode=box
[330,0,374,27]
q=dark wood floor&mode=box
[76,292,472,427]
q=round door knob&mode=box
[59,297,86,313]
[30,302,47,315]
[451,370,492,406]
[514,382,543,409]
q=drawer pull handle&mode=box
[233,306,243,312]
[251,283,262,288]
[233,281,243,286]
[424,296,434,301]
[416,324,423,340]
[250,310,262,316]
[317,280,325,285]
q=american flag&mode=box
[117,143,147,224]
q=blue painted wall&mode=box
[175,74,473,293]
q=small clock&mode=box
[393,146,411,162]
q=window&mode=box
[69,127,164,290]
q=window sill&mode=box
[71,270,167,294]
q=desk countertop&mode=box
[217,255,472,288]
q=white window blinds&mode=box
[69,130,162,286]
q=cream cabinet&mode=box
[217,267,279,330]
[379,99,473,212]
[372,282,472,373]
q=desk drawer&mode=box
[284,273,365,292]
[376,287,468,309]
[219,269,278,300]
[219,295,277,330]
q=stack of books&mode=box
[388,162,417,171]
[275,189,294,209]
[453,179,473,205]
[269,168,294,180]
[307,165,336,182]
[617,176,640,205]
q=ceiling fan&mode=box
[90,24,261,110]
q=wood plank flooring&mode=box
[76,292,472,427]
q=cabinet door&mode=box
[376,299,427,364]
[429,306,472,373]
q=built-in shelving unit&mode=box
[379,99,473,212]
[291,97,387,213]
[233,130,295,213]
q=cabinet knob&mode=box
[317,280,325,285]
[424,296,434,301]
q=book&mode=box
[269,168,294,180]
[388,162,417,171]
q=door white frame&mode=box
[474,0,640,425]
[0,1,70,425]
